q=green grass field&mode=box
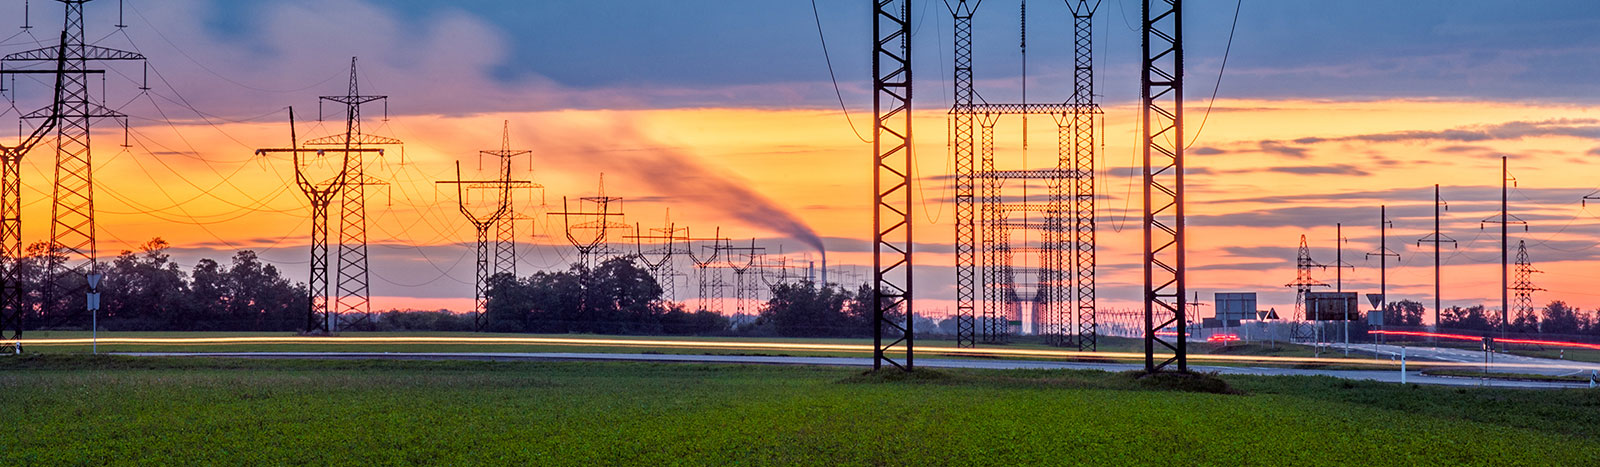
[3,355,1597,465]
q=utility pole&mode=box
[1367,205,1399,331]
[1335,223,1354,349]
[0,33,72,339]
[1480,155,1523,335]
[1141,0,1186,372]
[3,0,145,326]
[1416,185,1455,330]
[303,58,402,331]
[256,108,382,334]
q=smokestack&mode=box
[808,261,815,283]
[821,250,828,286]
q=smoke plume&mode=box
[545,124,825,254]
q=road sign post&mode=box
[88,273,102,355]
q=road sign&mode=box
[1366,293,1384,310]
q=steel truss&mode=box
[627,212,689,303]
[873,0,914,370]
[684,228,727,314]
[1285,235,1328,343]
[304,58,402,332]
[256,108,383,334]
[0,34,72,339]
[551,176,628,271]
[481,121,535,278]
[438,158,533,331]
[1509,240,1542,328]
[4,1,144,326]
[1141,0,1185,372]
[950,0,1100,350]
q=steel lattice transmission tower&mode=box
[720,239,764,316]
[948,0,978,350]
[0,34,72,339]
[437,162,530,331]
[1285,234,1329,343]
[947,0,1100,350]
[302,57,402,331]
[552,176,628,270]
[4,0,144,323]
[480,121,534,278]
[1141,0,1186,372]
[1066,0,1101,351]
[685,228,727,314]
[627,213,688,302]
[256,108,383,333]
[872,0,914,370]
[1509,240,1542,327]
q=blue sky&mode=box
[8,0,1595,113]
[172,0,1600,109]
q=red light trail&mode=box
[1370,330,1600,351]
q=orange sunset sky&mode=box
[3,1,1599,323]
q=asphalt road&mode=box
[1330,343,1600,377]
[117,351,1600,389]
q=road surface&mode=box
[1330,343,1600,377]
[116,351,1599,389]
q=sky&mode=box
[2,0,1600,323]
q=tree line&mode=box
[1381,299,1600,336]
[481,256,886,337]
[12,238,481,333]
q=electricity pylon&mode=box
[303,57,402,331]
[479,121,534,277]
[626,212,689,302]
[3,0,145,324]
[550,175,628,270]
[1509,240,1542,330]
[684,227,727,314]
[720,239,763,316]
[256,108,383,334]
[0,33,72,339]
[437,162,531,331]
[1285,234,1329,343]
[1141,0,1186,372]
[872,0,914,371]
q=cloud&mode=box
[1262,164,1371,176]
[1293,119,1600,146]
[1259,140,1310,158]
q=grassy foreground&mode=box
[3,356,1598,465]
